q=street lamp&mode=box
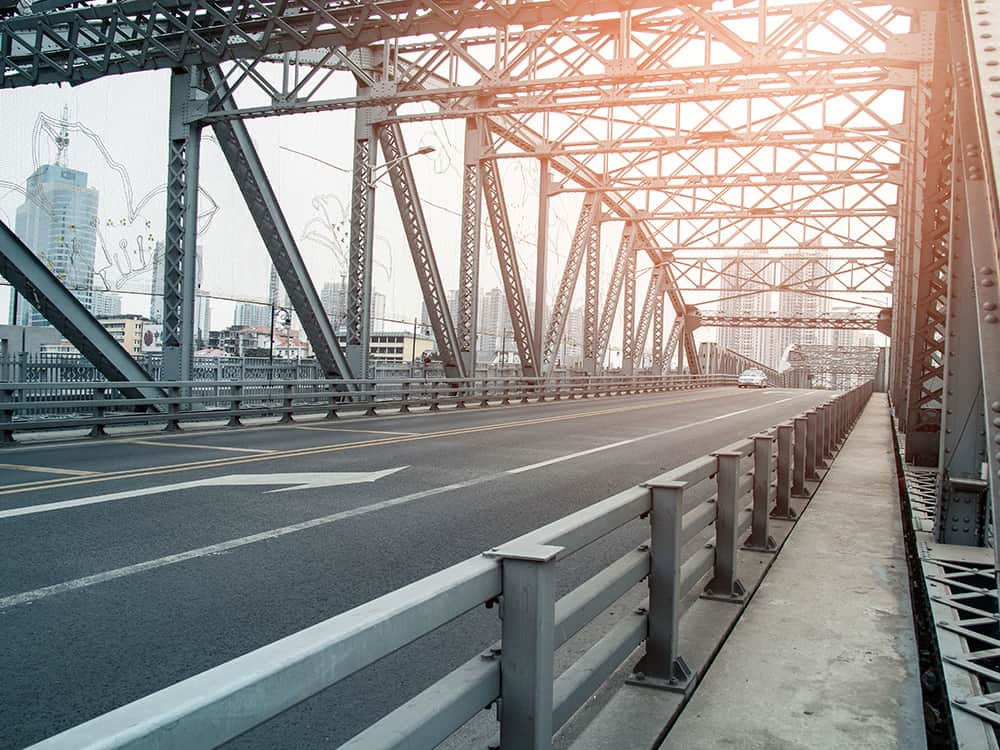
[365,145,435,189]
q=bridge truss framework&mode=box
[2,0,1000,737]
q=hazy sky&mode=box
[0,69,604,335]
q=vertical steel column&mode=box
[651,290,664,374]
[485,542,561,750]
[704,452,746,601]
[621,242,637,376]
[582,209,600,374]
[534,161,549,363]
[793,416,808,496]
[633,479,693,693]
[745,435,776,551]
[949,2,1000,565]
[163,68,203,382]
[346,95,377,380]
[774,424,796,519]
[458,118,483,374]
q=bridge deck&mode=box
[566,394,924,749]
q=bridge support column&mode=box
[745,435,777,551]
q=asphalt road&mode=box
[0,385,837,749]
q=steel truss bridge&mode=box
[2,0,1000,744]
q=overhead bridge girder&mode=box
[0,221,161,399]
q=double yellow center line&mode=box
[0,391,741,497]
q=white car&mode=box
[738,369,768,388]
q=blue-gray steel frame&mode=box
[0,221,160,397]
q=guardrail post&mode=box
[1,386,16,444]
[704,452,746,602]
[805,410,820,480]
[164,385,182,432]
[630,479,693,693]
[88,386,108,438]
[745,435,776,551]
[279,384,295,423]
[455,380,467,409]
[821,404,833,460]
[325,383,340,420]
[365,381,378,416]
[773,424,797,519]
[484,542,562,750]
[398,382,411,414]
[430,382,441,411]
[502,380,511,406]
[792,416,808,496]
[227,384,244,427]
[480,379,491,407]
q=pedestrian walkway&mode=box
[661,393,925,749]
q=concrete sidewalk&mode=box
[661,392,924,749]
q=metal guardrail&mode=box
[0,373,738,443]
[27,380,875,750]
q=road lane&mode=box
[1,387,834,748]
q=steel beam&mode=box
[0,221,160,398]
[346,89,378,379]
[595,223,636,372]
[378,122,465,378]
[632,267,664,370]
[651,289,664,374]
[162,68,202,382]
[621,240,637,376]
[541,195,598,375]
[207,67,353,380]
[457,117,482,373]
[481,133,538,377]
[581,204,600,375]
[535,161,550,365]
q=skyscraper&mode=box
[9,156,99,326]
[717,247,778,366]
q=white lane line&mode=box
[0,391,816,610]
[508,393,804,474]
[0,475,498,611]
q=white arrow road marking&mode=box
[0,467,408,520]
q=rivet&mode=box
[984,278,996,287]
[985,302,997,310]
[990,401,1000,411]
[983,267,996,275]
[987,314,999,323]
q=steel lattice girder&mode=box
[595,223,637,369]
[541,194,598,374]
[690,311,882,330]
[457,117,482,369]
[208,67,354,380]
[0,221,161,397]
[481,131,538,376]
[786,344,882,376]
[378,122,466,378]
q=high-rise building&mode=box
[10,152,99,326]
[775,252,830,357]
[195,292,212,347]
[92,290,123,318]
[148,242,205,328]
[320,278,348,329]
[371,291,387,333]
[233,302,271,328]
[268,264,289,310]
[148,241,164,322]
[717,248,780,367]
